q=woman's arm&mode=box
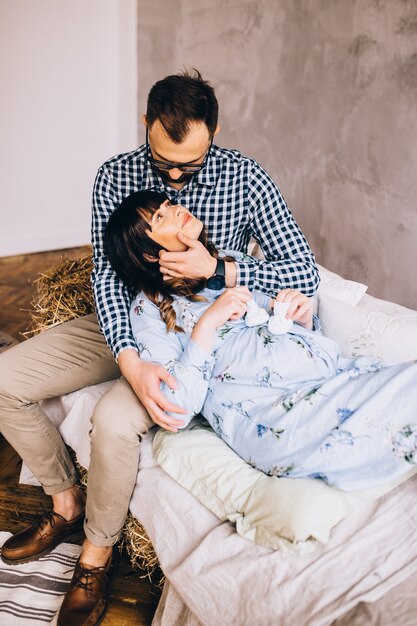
[131,289,252,428]
[191,286,252,352]
[130,296,213,429]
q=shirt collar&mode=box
[142,157,165,191]
[191,145,220,188]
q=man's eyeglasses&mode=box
[146,129,213,173]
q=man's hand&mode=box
[159,231,216,280]
[118,349,186,432]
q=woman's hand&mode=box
[191,287,252,353]
[274,289,314,330]
[201,286,252,329]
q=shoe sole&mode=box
[0,529,85,565]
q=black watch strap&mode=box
[207,258,226,290]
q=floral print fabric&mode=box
[130,282,417,492]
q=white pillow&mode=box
[319,293,417,362]
[153,416,417,554]
[317,264,368,305]
[153,420,353,552]
[357,291,417,317]
[247,241,367,306]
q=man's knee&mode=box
[0,347,29,412]
[0,316,119,420]
[90,379,152,444]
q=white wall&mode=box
[0,0,138,256]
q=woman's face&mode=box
[145,200,204,252]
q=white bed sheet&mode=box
[137,429,417,626]
[18,283,417,626]
[20,387,417,626]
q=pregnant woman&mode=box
[105,190,417,492]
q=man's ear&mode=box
[214,123,220,136]
[143,252,159,263]
[141,114,148,128]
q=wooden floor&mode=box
[0,247,160,625]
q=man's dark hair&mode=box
[146,69,218,143]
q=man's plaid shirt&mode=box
[91,143,320,359]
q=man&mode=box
[0,70,319,625]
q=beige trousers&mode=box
[0,314,153,546]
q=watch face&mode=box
[207,275,225,290]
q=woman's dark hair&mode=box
[105,190,216,332]
[146,69,218,142]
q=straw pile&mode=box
[122,514,163,584]
[27,257,163,585]
[24,255,95,337]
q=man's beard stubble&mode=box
[157,169,195,186]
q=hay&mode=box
[26,258,164,585]
[23,255,95,337]
[121,514,164,587]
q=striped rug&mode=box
[0,532,81,625]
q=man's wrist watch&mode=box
[207,258,226,290]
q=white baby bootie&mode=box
[245,299,269,327]
[268,301,293,334]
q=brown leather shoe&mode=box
[1,510,85,565]
[57,550,114,626]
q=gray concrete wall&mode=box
[138,0,417,309]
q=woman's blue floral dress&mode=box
[130,274,417,492]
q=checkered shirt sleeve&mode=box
[91,165,137,359]
[234,162,320,296]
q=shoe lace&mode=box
[72,564,107,595]
[35,510,57,531]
